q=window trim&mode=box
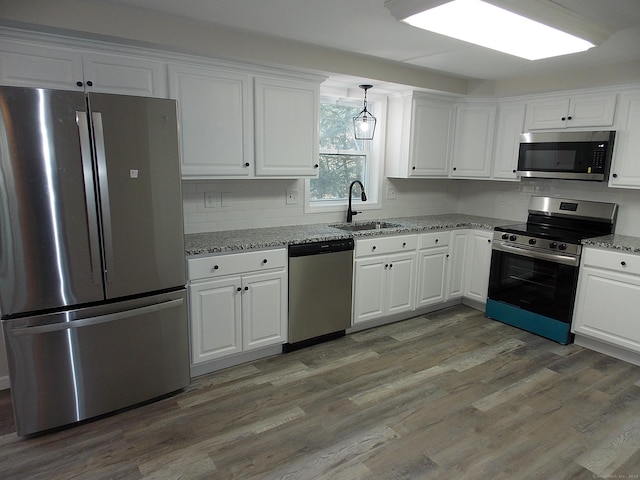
[304,92,386,215]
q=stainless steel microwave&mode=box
[517,131,616,181]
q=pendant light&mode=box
[353,84,376,140]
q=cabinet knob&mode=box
[76,81,83,87]
[561,117,566,121]
[402,242,407,247]
[244,286,249,291]
[384,263,389,268]
[512,169,516,173]
[212,265,219,271]
[435,238,439,243]
[372,246,377,251]
[262,258,268,264]
[621,261,627,267]
[237,287,242,292]
[244,162,250,167]
[412,166,416,170]
[314,164,319,168]
[453,167,457,171]
[389,263,393,268]
[567,116,572,120]
[446,254,450,258]
[612,173,618,178]
[86,80,93,87]
[488,239,491,243]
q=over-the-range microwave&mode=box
[517,130,616,181]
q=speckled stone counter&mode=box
[583,234,640,254]
[185,214,512,256]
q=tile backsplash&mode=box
[183,177,640,236]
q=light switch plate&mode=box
[286,190,299,205]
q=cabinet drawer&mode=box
[419,231,450,249]
[188,248,287,281]
[582,247,640,276]
[355,235,417,258]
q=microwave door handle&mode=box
[91,111,115,285]
[76,111,102,285]
[493,242,580,267]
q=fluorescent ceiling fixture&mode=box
[403,0,595,60]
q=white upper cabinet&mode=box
[451,101,496,178]
[169,63,254,178]
[385,93,454,178]
[525,92,617,130]
[254,76,320,177]
[609,89,640,189]
[492,101,526,180]
[0,39,167,97]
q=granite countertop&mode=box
[583,234,640,254]
[185,214,512,256]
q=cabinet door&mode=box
[254,76,319,176]
[410,97,454,176]
[82,52,167,97]
[464,231,493,304]
[242,270,287,350]
[169,64,253,178]
[609,90,640,189]
[447,230,468,300]
[0,40,84,90]
[189,277,242,364]
[451,103,496,178]
[493,102,526,180]
[568,93,617,128]
[573,267,640,352]
[386,252,416,315]
[416,247,448,308]
[525,97,570,130]
[353,257,387,324]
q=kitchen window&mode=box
[305,94,384,214]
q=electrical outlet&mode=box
[386,186,396,200]
[286,190,299,205]
[204,191,216,208]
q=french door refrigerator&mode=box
[0,86,190,436]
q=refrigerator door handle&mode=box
[92,111,116,284]
[8,298,184,336]
[76,111,103,285]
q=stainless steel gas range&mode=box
[486,196,618,345]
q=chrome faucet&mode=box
[347,180,367,223]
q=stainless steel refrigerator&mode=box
[0,86,190,436]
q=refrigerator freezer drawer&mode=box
[2,290,190,436]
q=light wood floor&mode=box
[1,305,640,479]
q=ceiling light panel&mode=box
[401,0,595,60]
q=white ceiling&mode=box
[106,0,640,85]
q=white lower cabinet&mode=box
[463,230,493,304]
[447,230,469,300]
[416,232,450,308]
[187,248,287,364]
[353,235,417,324]
[573,247,640,354]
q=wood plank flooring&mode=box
[1,305,640,479]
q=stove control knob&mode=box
[549,242,558,249]
[558,243,567,251]
[528,238,537,245]
[509,235,517,241]
[501,233,509,240]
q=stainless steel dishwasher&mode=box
[286,238,354,351]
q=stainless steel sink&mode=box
[330,221,400,232]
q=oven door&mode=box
[488,242,580,323]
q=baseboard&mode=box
[190,344,283,378]
[0,375,10,391]
[574,335,640,367]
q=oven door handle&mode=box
[492,242,580,267]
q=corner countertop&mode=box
[185,214,512,256]
[583,234,640,254]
